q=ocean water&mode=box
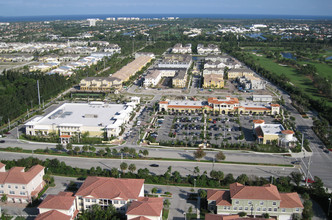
[0,14,332,22]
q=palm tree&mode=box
[120,162,128,173]
[128,164,136,173]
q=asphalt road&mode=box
[0,138,294,165]
[0,151,298,179]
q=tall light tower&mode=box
[37,80,41,106]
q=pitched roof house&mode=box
[207,183,303,220]
[75,177,144,212]
[0,163,45,203]
[127,197,163,220]
[37,192,78,220]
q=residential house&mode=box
[75,177,144,213]
[207,183,303,220]
[126,197,163,220]
[0,163,45,203]
[36,191,78,220]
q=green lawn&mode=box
[250,53,332,107]
[298,61,332,81]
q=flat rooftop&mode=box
[260,124,284,135]
[27,102,127,127]
[168,100,206,107]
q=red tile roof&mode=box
[0,163,5,169]
[206,214,274,220]
[270,104,280,107]
[127,197,163,217]
[60,135,71,138]
[35,210,72,220]
[0,164,44,184]
[38,192,75,210]
[208,97,239,105]
[131,217,152,220]
[230,183,281,200]
[280,193,303,208]
[207,190,232,206]
[253,120,265,124]
[281,130,294,135]
[205,214,240,220]
[76,177,144,200]
[159,101,169,104]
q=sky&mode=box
[0,0,331,17]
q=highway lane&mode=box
[1,139,293,165]
[0,151,298,179]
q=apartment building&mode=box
[203,68,224,76]
[157,54,192,69]
[144,69,177,87]
[79,77,122,91]
[203,74,225,89]
[207,183,303,220]
[197,44,221,55]
[228,68,254,79]
[126,197,163,220]
[172,69,188,88]
[172,43,192,54]
[75,177,144,213]
[36,192,78,220]
[0,163,45,203]
[252,95,273,102]
[238,76,266,90]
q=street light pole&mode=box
[328,197,331,217]
[183,212,186,220]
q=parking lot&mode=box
[154,112,278,147]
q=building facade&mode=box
[0,163,45,203]
[207,183,303,220]
[159,97,280,115]
[75,177,144,213]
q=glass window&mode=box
[22,186,25,189]
[295,208,299,212]
[20,192,25,195]
[8,185,11,188]
[274,208,278,212]
[9,191,15,194]
[248,201,252,205]
[233,207,237,210]
[245,207,248,211]
[0,185,3,188]
[85,198,90,202]
[121,200,125,204]
[0,190,3,194]
[235,200,239,204]
[262,208,266,211]
[268,208,272,211]
[282,208,286,212]
[114,200,119,204]
[257,207,261,211]
[92,199,96,203]
[15,186,18,189]
[260,201,264,205]
[239,207,243,210]
[273,201,277,206]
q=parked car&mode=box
[0,140,5,143]
[150,164,159,167]
[305,178,315,183]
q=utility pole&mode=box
[8,118,10,130]
[305,155,312,187]
[37,80,41,107]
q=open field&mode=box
[250,53,332,107]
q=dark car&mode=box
[0,140,5,143]
[291,160,301,165]
[150,164,159,167]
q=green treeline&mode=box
[0,71,71,125]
